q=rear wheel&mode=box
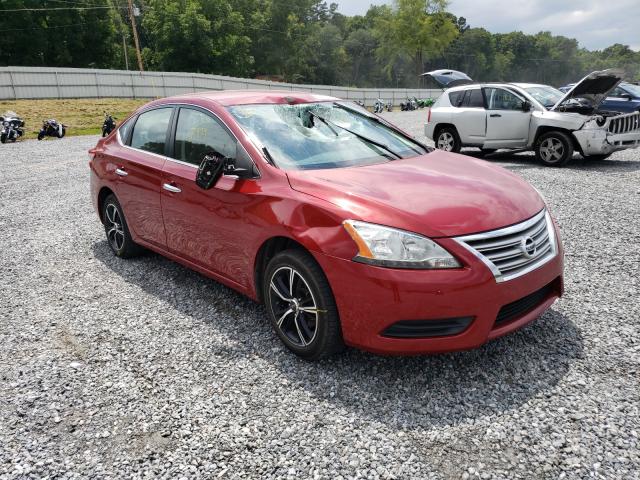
[37,131,45,140]
[264,249,343,360]
[58,128,66,139]
[102,194,143,258]
[535,131,573,167]
[435,127,461,153]
[0,133,6,144]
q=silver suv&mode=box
[423,69,640,166]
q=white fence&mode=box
[0,66,441,106]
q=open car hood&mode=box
[551,69,623,111]
[420,69,474,88]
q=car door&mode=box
[600,86,639,114]
[483,87,532,148]
[160,105,259,286]
[111,107,173,248]
[451,88,487,144]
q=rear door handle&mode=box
[115,168,128,177]
[490,113,502,118]
[163,183,181,193]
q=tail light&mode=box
[427,107,432,123]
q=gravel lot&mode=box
[1,109,639,479]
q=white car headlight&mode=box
[343,220,461,269]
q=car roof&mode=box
[150,89,339,107]
[446,82,551,92]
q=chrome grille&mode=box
[454,209,557,282]
[607,111,640,135]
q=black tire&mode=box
[435,127,461,153]
[480,148,497,156]
[584,153,612,161]
[263,249,344,360]
[535,131,574,167]
[101,194,143,258]
[37,131,45,141]
[0,134,6,144]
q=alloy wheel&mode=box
[268,266,320,347]
[437,132,455,151]
[105,203,125,251]
[539,137,564,163]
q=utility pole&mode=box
[127,0,144,71]
[122,33,129,70]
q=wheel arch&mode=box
[433,123,458,139]
[253,236,310,303]
[97,186,116,224]
[533,126,583,155]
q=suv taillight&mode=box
[427,107,431,123]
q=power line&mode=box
[0,22,91,33]
[0,6,126,12]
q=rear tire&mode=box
[37,131,45,141]
[58,128,66,139]
[0,134,6,144]
[435,127,461,153]
[263,249,344,360]
[535,131,574,167]
[102,194,143,258]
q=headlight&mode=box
[343,220,461,269]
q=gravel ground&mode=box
[0,109,638,479]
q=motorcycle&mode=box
[400,97,418,111]
[417,97,435,108]
[0,111,25,143]
[102,113,117,137]
[373,98,385,113]
[38,119,66,140]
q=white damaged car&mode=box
[423,69,640,166]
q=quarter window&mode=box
[174,108,236,165]
[484,88,525,110]
[130,108,173,155]
[448,90,465,107]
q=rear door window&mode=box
[130,108,173,155]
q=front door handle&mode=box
[163,183,181,193]
[115,168,128,177]
[490,113,502,118]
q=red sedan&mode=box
[89,91,564,360]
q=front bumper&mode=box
[313,227,564,355]
[575,111,640,155]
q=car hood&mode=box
[286,151,544,238]
[420,69,474,88]
[551,69,623,111]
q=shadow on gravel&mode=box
[92,240,583,430]
[462,150,640,173]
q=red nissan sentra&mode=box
[89,91,564,360]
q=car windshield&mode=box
[523,86,565,109]
[622,83,640,97]
[228,102,427,170]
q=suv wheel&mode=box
[535,131,574,167]
[264,249,344,360]
[102,194,143,258]
[435,127,461,153]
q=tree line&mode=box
[2,0,639,89]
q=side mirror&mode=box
[196,152,226,190]
[522,100,532,112]
[621,93,633,100]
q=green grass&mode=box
[1,98,148,140]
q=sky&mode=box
[335,0,640,51]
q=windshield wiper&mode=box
[333,102,432,155]
[307,110,403,160]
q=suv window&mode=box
[174,108,237,165]
[609,87,626,97]
[484,87,525,110]
[466,88,485,108]
[448,90,465,107]
[130,108,173,155]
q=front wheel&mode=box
[102,194,143,258]
[535,131,574,167]
[0,133,6,144]
[264,249,344,360]
[435,127,461,153]
[37,131,45,140]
